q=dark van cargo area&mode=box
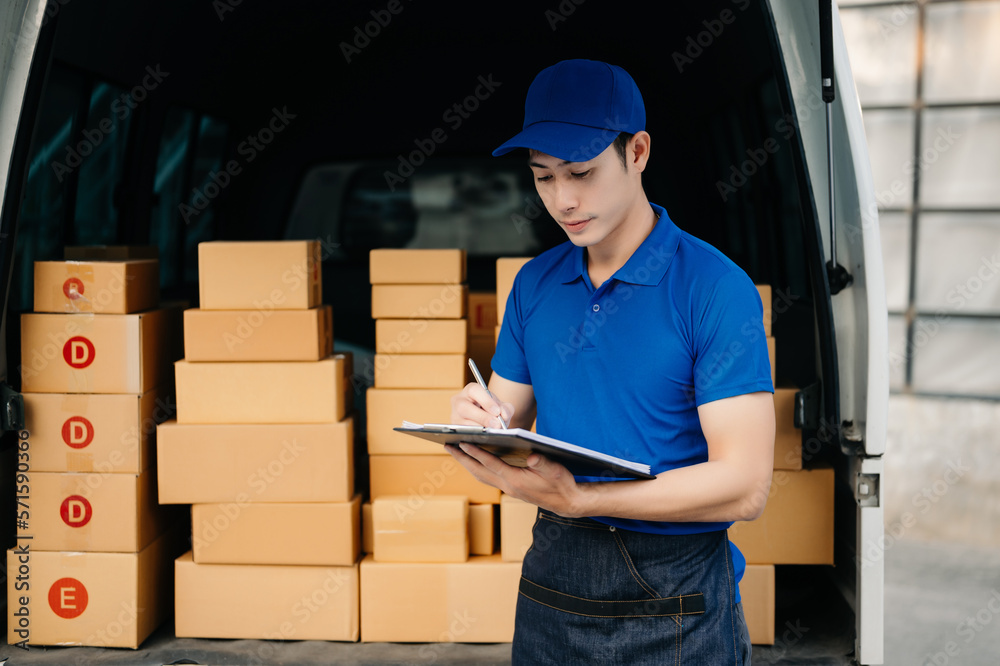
[1,0,860,662]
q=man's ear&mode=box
[630,131,652,173]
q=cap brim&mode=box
[492,121,619,162]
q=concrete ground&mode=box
[883,536,1000,666]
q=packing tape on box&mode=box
[57,551,88,568]
[62,263,97,312]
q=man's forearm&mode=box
[572,459,772,524]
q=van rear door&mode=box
[770,2,887,663]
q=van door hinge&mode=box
[855,472,880,507]
[1,383,24,432]
[793,383,821,430]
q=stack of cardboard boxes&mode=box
[491,258,539,563]
[728,285,836,645]
[156,241,360,642]
[362,249,520,643]
[10,251,184,648]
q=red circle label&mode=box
[60,495,93,528]
[49,577,88,619]
[61,416,95,449]
[63,278,85,300]
[63,336,96,369]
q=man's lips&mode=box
[563,218,591,230]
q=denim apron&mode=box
[511,509,752,665]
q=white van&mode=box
[0,1,885,663]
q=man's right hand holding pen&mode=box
[450,380,516,431]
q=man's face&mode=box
[528,140,641,250]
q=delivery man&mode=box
[447,59,775,664]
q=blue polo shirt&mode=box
[493,203,773,593]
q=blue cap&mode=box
[492,59,645,162]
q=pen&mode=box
[468,358,508,430]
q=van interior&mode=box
[2,0,860,661]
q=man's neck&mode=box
[586,198,658,288]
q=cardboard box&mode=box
[369,249,466,284]
[369,455,501,504]
[175,552,359,641]
[767,336,776,386]
[773,387,801,470]
[360,554,520,642]
[371,284,467,319]
[373,353,466,389]
[496,257,532,325]
[373,496,468,563]
[20,305,183,394]
[728,467,834,564]
[65,245,159,260]
[198,240,322,310]
[469,503,496,555]
[22,467,178,553]
[467,335,495,386]
[23,387,170,474]
[183,305,332,362]
[8,526,183,649]
[192,496,361,566]
[501,494,537,562]
[362,502,373,553]
[34,260,160,315]
[375,319,467,354]
[175,354,352,424]
[366,388,456,455]
[757,284,772,337]
[741,564,775,645]
[467,292,498,337]
[157,418,354,504]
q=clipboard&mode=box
[393,423,655,480]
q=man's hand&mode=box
[444,442,591,518]
[450,382,513,430]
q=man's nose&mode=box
[553,180,578,212]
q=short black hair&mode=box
[612,132,634,170]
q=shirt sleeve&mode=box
[691,270,774,406]
[491,271,532,385]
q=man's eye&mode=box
[571,170,591,178]
[536,175,552,182]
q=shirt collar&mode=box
[558,202,680,286]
